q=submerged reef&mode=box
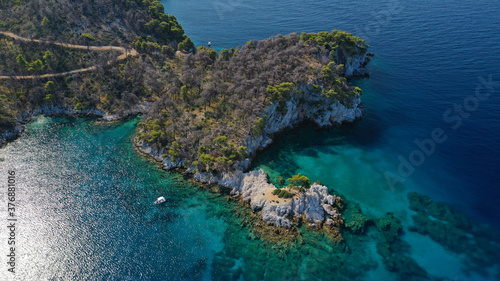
[376,212,429,281]
[342,202,369,234]
[408,192,500,278]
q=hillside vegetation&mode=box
[0,0,190,47]
[0,1,368,165]
[0,0,191,131]
[0,34,121,76]
[136,31,366,174]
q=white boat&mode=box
[154,196,166,205]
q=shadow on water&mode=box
[250,115,385,177]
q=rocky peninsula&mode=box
[137,71,366,231]
[0,0,372,238]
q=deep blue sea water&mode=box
[0,0,499,280]
[163,0,500,225]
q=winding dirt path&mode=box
[0,31,138,79]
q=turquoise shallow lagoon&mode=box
[0,117,399,280]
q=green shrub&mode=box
[287,173,310,189]
[273,188,294,198]
[311,84,321,92]
[251,115,267,135]
[75,103,83,110]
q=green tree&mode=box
[219,49,229,60]
[322,65,333,79]
[16,55,27,71]
[44,81,56,93]
[322,89,338,98]
[44,94,55,103]
[169,141,181,161]
[236,146,247,159]
[81,33,96,41]
[180,85,188,100]
[252,115,267,135]
[177,37,194,52]
[161,45,174,55]
[43,51,55,70]
[197,145,207,155]
[213,136,228,147]
[207,49,217,61]
[81,33,95,49]
[287,173,311,191]
[28,59,44,72]
[267,82,295,102]
[41,17,50,28]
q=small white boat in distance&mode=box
[154,196,166,205]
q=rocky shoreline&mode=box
[0,102,149,149]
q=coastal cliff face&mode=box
[17,103,148,123]
[343,53,369,77]
[335,47,370,78]
[242,87,362,166]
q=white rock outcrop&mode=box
[214,169,339,228]
[343,53,369,77]
[334,46,370,78]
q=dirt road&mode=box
[0,31,138,79]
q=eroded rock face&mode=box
[19,103,148,123]
[343,53,369,78]
[243,87,362,159]
[1,103,149,148]
[204,169,340,228]
[334,46,370,78]
[0,125,24,148]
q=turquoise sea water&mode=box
[1,0,499,280]
[0,117,228,280]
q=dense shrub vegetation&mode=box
[0,1,368,172]
[0,0,187,47]
[0,0,190,134]
[0,35,120,75]
[136,32,366,174]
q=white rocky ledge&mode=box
[214,169,339,228]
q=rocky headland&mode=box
[137,61,367,235]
